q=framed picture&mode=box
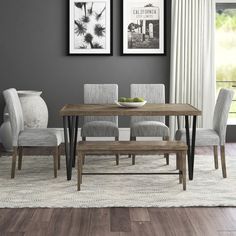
[122,0,165,55]
[69,0,113,55]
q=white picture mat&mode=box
[69,0,111,54]
[123,0,164,54]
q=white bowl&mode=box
[115,100,147,108]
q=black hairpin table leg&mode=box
[63,115,79,180]
[68,116,75,179]
[63,116,71,180]
[185,116,191,179]
[190,116,197,180]
[72,116,79,168]
[185,115,197,180]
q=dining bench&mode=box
[76,141,188,191]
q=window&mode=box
[215,1,236,124]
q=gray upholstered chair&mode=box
[81,84,120,164]
[3,88,62,178]
[175,88,234,178]
[130,84,170,165]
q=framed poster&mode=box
[122,0,165,55]
[69,0,113,55]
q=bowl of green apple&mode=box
[115,97,147,108]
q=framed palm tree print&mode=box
[69,0,112,55]
[122,0,165,55]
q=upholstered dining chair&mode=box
[3,88,62,178]
[130,84,170,165]
[81,84,120,165]
[175,88,234,178]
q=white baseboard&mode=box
[48,128,162,142]
[49,128,130,142]
[0,128,163,144]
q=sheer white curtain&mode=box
[170,0,216,138]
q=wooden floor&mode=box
[0,144,236,236]
[0,207,236,236]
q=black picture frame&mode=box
[69,0,113,55]
[121,0,166,56]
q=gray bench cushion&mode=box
[81,121,119,137]
[175,128,220,146]
[131,121,169,137]
[18,129,62,146]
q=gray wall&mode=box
[0,0,171,128]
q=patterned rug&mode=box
[0,154,235,208]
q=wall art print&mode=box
[122,0,165,55]
[69,0,112,55]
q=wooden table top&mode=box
[60,103,201,116]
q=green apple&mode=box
[133,97,145,102]
[125,98,134,102]
[118,97,126,102]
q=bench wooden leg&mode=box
[77,152,83,191]
[182,151,187,191]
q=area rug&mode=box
[0,154,235,208]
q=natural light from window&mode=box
[216,2,236,124]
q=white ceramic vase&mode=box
[17,90,48,128]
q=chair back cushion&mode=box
[213,88,234,145]
[3,88,24,146]
[84,84,118,124]
[130,84,165,123]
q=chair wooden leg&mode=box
[178,153,182,184]
[53,147,58,178]
[131,137,136,165]
[163,136,169,165]
[132,155,135,165]
[58,145,61,170]
[220,145,227,178]
[116,155,119,165]
[18,147,23,170]
[164,154,169,165]
[82,137,86,165]
[129,137,134,158]
[176,153,180,171]
[115,137,119,165]
[80,154,83,184]
[213,145,218,169]
[182,151,187,190]
[11,147,18,179]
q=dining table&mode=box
[59,103,201,181]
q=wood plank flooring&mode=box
[0,208,236,236]
[0,144,236,235]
